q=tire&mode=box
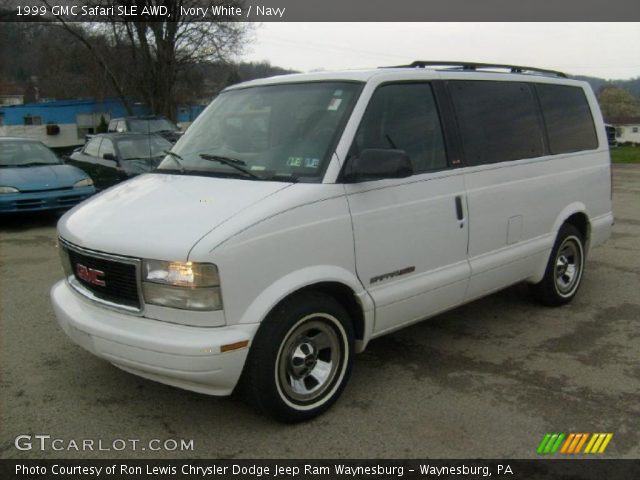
[531,224,585,306]
[240,291,354,423]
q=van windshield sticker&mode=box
[305,158,320,168]
[327,98,342,111]
[287,157,320,168]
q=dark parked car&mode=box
[604,124,617,147]
[107,116,182,143]
[0,137,95,214]
[67,133,172,190]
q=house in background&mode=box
[608,117,640,145]
[0,98,205,149]
[0,81,25,106]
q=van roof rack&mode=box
[384,61,568,78]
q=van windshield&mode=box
[157,82,361,182]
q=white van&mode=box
[51,62,613,422]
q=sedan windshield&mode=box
[157,82,361,182]
[0,140,60,167]
[116,136,172,160]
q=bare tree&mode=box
[42,0,250,119]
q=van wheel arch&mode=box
[563,212,591,253]
[296,282,365,343]
[531,222,586,306]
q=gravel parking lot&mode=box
[1,165,639,459]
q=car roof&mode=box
[0,136,45,143]
[89,132,162,140]
[224,64,588,91]
[110,116,170,121]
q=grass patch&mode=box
[611,145,640,164]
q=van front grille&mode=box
[64,246,140,309]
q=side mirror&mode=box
[343,149,413,183]
[103,153,116,161]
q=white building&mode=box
[612,117,640,144]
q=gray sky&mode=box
[241,23,640,80]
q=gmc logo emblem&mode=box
[76,264,106,287]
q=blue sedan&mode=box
[0,137,95,214]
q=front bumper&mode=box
[0,186,94,213]
[50,280,258,396]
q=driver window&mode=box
[351,83,447,174]
[98,139,115,159]
[83,138,102,158]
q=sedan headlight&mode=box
[0,186,19,194]
[73,178,94,188]
[142,260,222,311]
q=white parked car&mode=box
[51,62,613,422]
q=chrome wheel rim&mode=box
[554,236,583,296]
[277,318,342,404]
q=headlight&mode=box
[142,260,222,311]
[73,178,94,188]
[0,186,19,193]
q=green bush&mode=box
[611,145,640,164]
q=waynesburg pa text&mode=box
[17,463,505,477]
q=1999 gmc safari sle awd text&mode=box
[51,62,613,422]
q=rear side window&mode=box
[449,81,544,165]
[83,138,101,157]
[536,84,598,154]
[351,83,447,173]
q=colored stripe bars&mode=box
[537,433,613,454]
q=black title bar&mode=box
[2,460,640,480]
[2,0,640,21]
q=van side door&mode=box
[343,82,470,335]
[447,80,548,300]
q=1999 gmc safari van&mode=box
[51,62,613,422]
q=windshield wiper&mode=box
[163,150,185,172]
[199,154,261,180]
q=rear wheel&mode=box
[241,291,354,423]
[531,224,585,306]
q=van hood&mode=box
[58,173,292,260]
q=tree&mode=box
[0,23,114,101]
[598,86,640,120]
[42,0,250,120]
[96,114,109,133]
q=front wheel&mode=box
[241,291,354,423]
[531,224,585,306]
